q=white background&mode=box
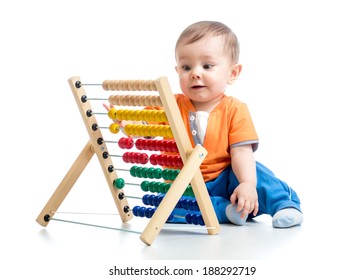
[1,0,363,279]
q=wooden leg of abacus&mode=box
[140,145,209,245]
[155,77,221,237]
[36,141,94,226]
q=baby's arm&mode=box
[230,145,259,218]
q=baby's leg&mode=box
[254,161,303,228]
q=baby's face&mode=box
[175,35,236,110]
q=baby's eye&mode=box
[203,64,214,70]
[182,65,191,71]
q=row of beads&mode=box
[140,180,194,197]
[122,152,149,164]
[132,206,204,226]
[108,94,162,107]
[103,80,157,91]
[117,137,134,149]
[124,124,173,138]
[142,194,200,212]
[135,139,178,153]
[132,206,174,221]
[116,137,178,153]
[108,108,168,123]
[113,178,194,197]
[130,166,180,181]
[149,154,183,168]
[119,152,182,167]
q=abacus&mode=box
[36,76,220,245]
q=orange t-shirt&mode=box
[174,94,259,182]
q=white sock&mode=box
[225,204,248,226]
[272,208,303,228]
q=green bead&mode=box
[135,167,142,178]
[173,170,180,180]
[141,167,149,178]
[162,169,168,180]
[164,183,171,192]
[153,168,162,179]
[157,182,164,193]
[147,167,154,179]
[149,181,157,192]
[130,165,137,177]
[114,178,125,189]
[141,181,149,192]
[159,183,167,193]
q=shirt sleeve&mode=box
[228,100,259,152]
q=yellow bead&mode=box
[149,111,158,122]
[154,125,163,137]
[107,108,117,119]
[145,125,153,137]
[160,111,168,122]
[116,109,124,121]
[121,109,129,120]
[109,123,120,134]
[127,110,135,121]
[166,127,173,138]
[124,124,132,135]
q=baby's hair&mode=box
[175,21,240,64]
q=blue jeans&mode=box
[171,161,301,224]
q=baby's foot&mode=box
[225,204,248,226]
[272,208,303,228]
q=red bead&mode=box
[118,138,125,149]
[155,140,163,151]
[138,153,149,164]
[122,152,130,163]
[176,156,183,168]
[172,141,178,152]
[167,155,174,167]
[156,155,164,166]
[124,138,134,149]
[149,154,158,165]
[135,139,142,150]
[150,140,157,151]
[144,139,152,151]
[132,152,139,163]
[162,155,169,166]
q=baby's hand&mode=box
[230,183,259,218]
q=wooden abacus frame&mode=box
[36,76,220,245]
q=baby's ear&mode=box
[228,63,242,84]
[175,65,179,73]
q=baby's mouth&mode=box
[191,85,205,89]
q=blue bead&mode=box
[132,206,140,216]
[197,214,205,226]
[147,194,155,206]
[145,207,152,218]
[142,195,149,205]
[191,214,198,225]
[192,200,199,211]
[187,199,194,211]
[150,208,156,217]
[181,198,188,210]
[138,206,146,217]
[157,195,164,206]
[185,213,192,224]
